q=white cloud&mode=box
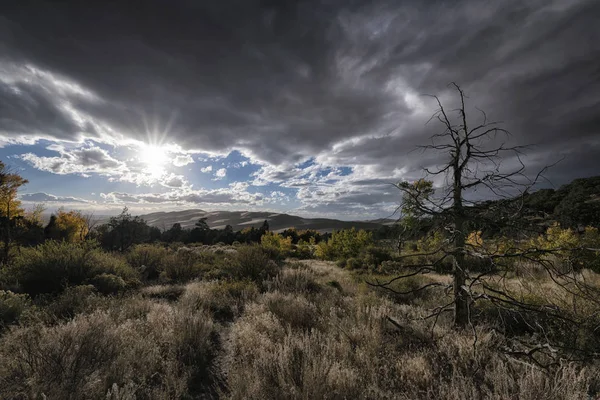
[201,165,213,173]
[213,168,227,180]
[20,192,90,203]
[173,154,194,167]
[100,181,266,207]
[161,173,187,188]
[20,145,126,177]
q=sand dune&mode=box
[139,209,392,232]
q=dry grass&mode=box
[0,297,217,399]
[1,253,599,399]
[220,261,600,399]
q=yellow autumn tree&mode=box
[0,161,28,264]
[0,163,27,220]
[261,231,293,254]
[54,208,89,242]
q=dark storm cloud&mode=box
[0,80,81,139]
[1,0,599,189]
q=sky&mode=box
[0,0,599,220]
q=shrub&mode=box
[345,257,360,270]
[180,281,259,320]
[90,273,127,295]
[87,251,139,286]
[368,273,438,304]
[126,244,169,280]
[7,241,138,296]
[291,239,314,259]
[326,280,343,291]
[160,253,207,283]
[261,291,320,331]
[42,285,102,320]
[0,290,31,328]
[140,284,186,301]
[359,246,393,269]
[0,303,217,399]
[226,245,280,283]
[261,232,293,257]
[270,268,321,294]
[315,228,373,261]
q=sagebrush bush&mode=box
[226,245,280,283]
[160,253,207,282]
[269,268,321,295]
[345,257,360,270]
[261,291,320,331]
[140,284,186,301]
[41,284,102,321]
[0,300,218,399]
[0,290,31,328]
[126,244,169,280]
[180,280,259,320]
[7,241,138,296]
[90,273,127,295]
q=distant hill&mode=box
[521,175,600,228]
[139,209,393,233]
[470,175,600,233]
[131,177,600,233]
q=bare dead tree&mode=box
[368,83,600,365]
[82,211,99,241]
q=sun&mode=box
[140,144,168,177]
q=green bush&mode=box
[315,228,373,261]
[290,240,314,259]
[360,246,393,269]
[42,285,101,320]
[87,250,139,286]
[126,244,169,280]
[90,273,127,295]
[8,241,138,296]
[0,290,32,328]
[159,250,214,283]
[228,245,280,282]
[345,257,360,270]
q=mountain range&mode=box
[138,209,393,232]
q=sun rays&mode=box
[140,143,169,177]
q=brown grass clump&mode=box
[180,280,259,321]
[0,299,217,399]
[268,268,321,295]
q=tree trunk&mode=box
[453,154,469,328]
[452,218,468,327]
[2,201,11,265]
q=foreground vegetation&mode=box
[0,232,599,399]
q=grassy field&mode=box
[1,242,599,399]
